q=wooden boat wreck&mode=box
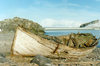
[11,27,98,58]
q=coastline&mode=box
[0,32,100,66]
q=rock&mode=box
[0,57,8,63]
[0,53,5,58]
[0,17,45,35]
[30,55,53,66]
[0,53,9,63]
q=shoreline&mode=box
[0,32,100,53]
[0,47,99,66]
[0,32,100,66]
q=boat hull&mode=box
[11,27,96,57]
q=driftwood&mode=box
[57,33,98,48]
[11,27,98,58]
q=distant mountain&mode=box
[80,20,100,28]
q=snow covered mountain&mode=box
[80,20,100,29]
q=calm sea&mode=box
[45,30,100,47]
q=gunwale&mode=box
[11,27,97,57]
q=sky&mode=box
[0,0,100,27]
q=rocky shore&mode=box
[0,48,100,66]
[0,33,100,66]
[0,17,99,66]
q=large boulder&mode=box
[30,55,53,66]
[0,53,8,63]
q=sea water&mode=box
[45,30,100,47]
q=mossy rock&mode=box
[0,17,45,35]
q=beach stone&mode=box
[30,55,53,66]
[0,53,9,63]
[0,57,8,63]
[0,53,5,58]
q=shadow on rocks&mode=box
[30,55,54,66]
[0,53,8,63]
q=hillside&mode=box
[80,20,100,29]
[0,17,45,35]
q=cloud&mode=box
[31,0,80,8]
[68,3,80,7]
[95,0,100,1]
[40,18,82,27]
[0,0,100,28]
[0,3,100,28]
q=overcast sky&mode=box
[0,0,100,27]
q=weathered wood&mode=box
[11,27,97,58]
[11,27,57,56]
[53,61,100,66]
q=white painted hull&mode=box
[11,27,57,56]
